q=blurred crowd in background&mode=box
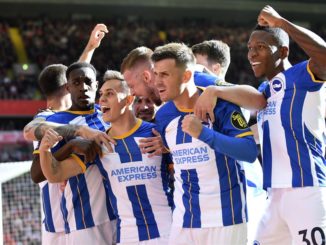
[1,17,325,101]
[0,16,325,163]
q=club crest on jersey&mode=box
[231,111,248,130]
[271,78,283,93]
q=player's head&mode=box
[99,70,134,123]
[133,96,155,122]
[66,62,98,111]
[152,42,195,102]
[121,46,161,106]
[247,25,289,80]
[192,40,230,78]
[38,64,69,99]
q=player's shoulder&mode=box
[283,60,310,79]
[140,120,156,131]
[33,109,56,120]
[194,71,217,87]
[46,110,77,123]
[156,101,178,119]
[133,120,157,137]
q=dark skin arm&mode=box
[28,122,115,152]
[30,138,102,184]
[258,5,326,80]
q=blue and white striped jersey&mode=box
[32,109,66,233]
[96,119,172,243]
[46,105,115,233]
[257,60,326,189]
[155,98,255,228]
[38,180,66,233]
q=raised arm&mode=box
[194,85,266,122]
[78,23,108,63]
[258,5,326,80]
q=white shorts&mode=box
[246,187,267,245]
[168,223,247,245]
[117,236,169,245]
[42,228,66,245]
[65,221,114,245]
[253,187,326,245]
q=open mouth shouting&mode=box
[101,105,111,114]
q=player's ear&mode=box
[126,95,134,106]
[63,83,69,92]
[143,70,151,85]
[66,82,72,93]
[279,46,289,60]
[182,69,192,83]
[211,63,221,75]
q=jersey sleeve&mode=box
[70,154,87,173]
[293,60,325,91]
[215,100,253,138]
[198,100,257,162]
[33,109,55,120]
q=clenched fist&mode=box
[181,114,203,139]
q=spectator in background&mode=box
[132,96,156,122]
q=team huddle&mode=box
[23,5,326,245]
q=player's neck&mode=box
[152,88,163,107]
[109,111,138,138]
[69,103,94,112]
[173,84,199,110]
[47,98,69,111]
[267,59,292,80]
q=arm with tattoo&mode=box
[38,129,86,183]
[33,136,102,183]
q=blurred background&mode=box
[1,0,326,162]
[0,0,325,244]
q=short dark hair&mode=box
[66,62,97,80]
[102,70,130,95]
[192,40,231,71]
[38,64,67,97]
[151,43,195,69]
[254,25,289,47]
[121,46,153,72]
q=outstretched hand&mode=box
[258,5,284,28]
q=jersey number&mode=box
[299,227,325,245]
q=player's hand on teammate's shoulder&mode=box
[139,128,167,157]
[76,125,116,153]
[258,5,284,28]
[194,86,217,123]
[181,114,203,139]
